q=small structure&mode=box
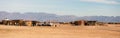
[2,20,11,25]
[72,20,86,26]
[1,18,43,26]
[32,21,40,26]
[24,20,32,26]
[85,21,97,26]
[71,20,98,26]
[108,22,120,24]
[96,22,106,26]
[10,20,24,26]
[2,18,25,26]
[0,21,3,24]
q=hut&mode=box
[24,20,32,26]
[2,20,11,25]
[72,20,86,26]
[0,21,3,24]
[71,20,98,26]
[85,21,97,26]
[10,20,24,26]
[1,19,25,26]
[96,22,106,26]
[108,22,120,24]
[1,18,10,25]
[32,21,40,26]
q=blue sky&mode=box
[0,0,120,16]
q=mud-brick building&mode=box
[1,18,10,25]
[24,20,32,26]
[96,22,106,26]
[72,20,86,26]
[85,21,97,26]
[1,19,41,26]
[2,19,25,26]
[0,21,3,24]
[32,21,40,26]
[25,20,40,26]
[11,20,25,26]
[72,20,98,26]
[2,20,11,25]
[107,22,120,24]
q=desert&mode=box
[0,24,120,38]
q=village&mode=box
[0,18,120,27]
[0,18,120,38]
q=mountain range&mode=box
[0,11,120,22]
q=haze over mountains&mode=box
[0,11,120,22]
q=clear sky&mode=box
[0,0,120,16]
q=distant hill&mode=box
[0,11,120,22]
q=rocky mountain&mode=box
[0,11,120,22]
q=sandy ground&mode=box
[0,24,120,38]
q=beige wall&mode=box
[25,21,32,26]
